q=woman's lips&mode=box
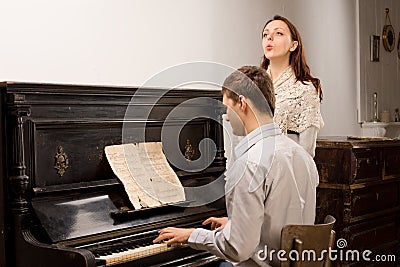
[265,45,273,51]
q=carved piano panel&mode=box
[0,82,226,267]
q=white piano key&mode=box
[96,242,185,265]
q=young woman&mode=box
[261,15,324,157]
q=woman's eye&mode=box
[263,33,268,38]
[277,32,283,36]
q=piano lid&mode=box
[31,194,132,242]
[31,192,221,243]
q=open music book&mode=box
[105,142,186,209]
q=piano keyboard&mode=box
[95,242,185,266]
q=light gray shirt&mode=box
[188,123,319,267]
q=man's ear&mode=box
[238,95,247,111]
[290,40,298,52]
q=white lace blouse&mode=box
[268,67,324,157]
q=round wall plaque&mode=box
[397,32,400,59]
[382,8,395,52]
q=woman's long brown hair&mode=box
[261,15,323,101]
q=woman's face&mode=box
[262,20,298,62]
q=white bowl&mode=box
[361,122,388,137]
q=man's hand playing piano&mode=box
[153,227,195,245]
[202,216,228,231]
[153,216,228,246]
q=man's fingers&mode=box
[153,232,174,243]
[165,238,177,245]
[202,217,215,225]
[158,227,175,234]
[203,217,220,228]
[203,217,223,230]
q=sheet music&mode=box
[105,142,185,209]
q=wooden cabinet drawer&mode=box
[383,147,400,180]
[352,149,381,183]
[346,215,398,251]
[351,183,400,218]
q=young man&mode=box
[153,66,319,267]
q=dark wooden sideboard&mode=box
[314,136,400,266]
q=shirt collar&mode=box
[235,123,281,158]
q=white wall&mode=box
[0,0,270,86]
[359,0,400,123]
[0,0,361,136]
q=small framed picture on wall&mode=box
[370,35,380,62]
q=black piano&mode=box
[0,82,227,267]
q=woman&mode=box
[261,15,324,157]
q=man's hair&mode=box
[222,66,275,116]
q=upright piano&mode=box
[0,82,227,267]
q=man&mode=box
[153,66,319,267]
